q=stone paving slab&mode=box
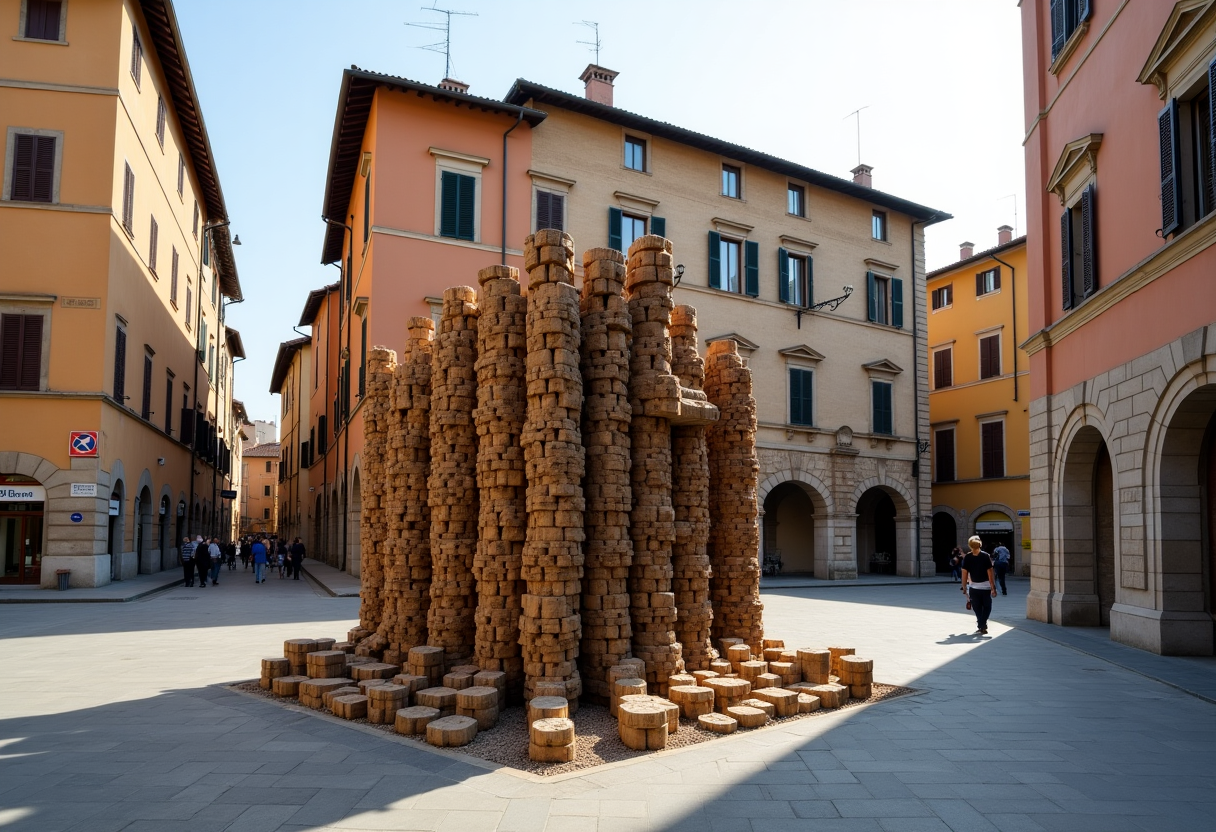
[1,575,1214,831]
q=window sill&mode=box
[871,238,892,246]
[621,165,652,176]
[976,289,1002,300]
[11,35,68,46]
[786,212,811,223]
[931,305,952,313]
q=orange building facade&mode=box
[1022,0,1216,653]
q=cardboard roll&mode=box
[283,639,318,655]
[409,646,445,666]
[443,672,475,690]
[751,688,799,717]
[455,686,499,710]
[618,695,679,732]
[322,686,360,709]
[740,697,775,718]
[668,673,696,688]
[299,678,356,702]
[807,684,846,709]
[738,660,768,681]
[828,647,855,677]
[762,648,785,663]
[458,704,500,730]
[357,678,391,695]
[530,716,575,747]
[697,712,737,734]
[608,661,645,683]
[797,693,821,713]
[367,684,408,704]
[769,661,798,682]
[527,696,569,722]
[330,694,369,720]
[618,722,668,751]
[426,715,479,748]
[391,674,428,696]
[849,684,872,700]
[725,705,768,729]
[261,657,291,677]
[709,660,733,675]
[415,687,458,710]
[528,740,576,763]
[691,670,718,685]
[314,638,338,652]
[270,676,309,697]
[703,677,751,703]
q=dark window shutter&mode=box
[551,193,565,232]
[744,240,759,297]
[608,206,623,251]
[1060,210,1074,310]
[982,421,1005,478]
[457,173,475,240]
[708,231,721,289]
[113,327,127,402]
[131,33,142,87]
[934,349,951,389]
[156,96,166,146]
[1159,99,1181,237]
[177,154,185,196]
[1,314,43,391]
[185,286,192,325]
[165,377,173,434]
[363,174,370,244]
[975,272,984,296]
[650,215,665,237]
[935,428,955,482]
[149,215,158,273]
[872,381,892,435]
[32,135,55,203]
[789,369,802,424]
[1081,183,1097,297]
[1209,58,1216,213]
[891,278,904,328]
[11,134,34,201]
[122,164,135,234]
[992,267,1001,292]
[778,247,790,304]
[1077,0,1091,23]
[141,354,153,419]
[1050,0,1067,59]
[536,190,551,230]
[805,255,813,307]
[170,248,179,302]
[180,408,194,445]
[359,316,367,398]
[866,271,877,322]
[440,171,459,238]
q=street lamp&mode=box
[794,285,854,329]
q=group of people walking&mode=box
[179,534,306,587]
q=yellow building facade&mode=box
[241,443,279,536]
[926,232,1030,574]
[0,0,241,586]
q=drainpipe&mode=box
[989,253,1019,403]
[501,110,523,265]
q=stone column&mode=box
[378,318,434,664]
[705,339,764,652]
[578,247,635,703]
[670,305,714,671]
[356,346,395,650]
[624,234,684,695]
[473,265,527,699]
[520,230,585,705]
[427,287,480,668]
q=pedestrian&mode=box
[226,541,237,571]
[208,537,222,585]
[194,535,211,588]
[277,540,289,578]
[289,537,305,580]
[180,536,197,587]
[992,543,1011,595]
[240,538,252,570]
[960,535,997,635]
[949,547,964,583]
[252,537,267,583]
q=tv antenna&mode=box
[844,105,870,167]
[406,4,478,80]
[576,20,602,65]
[998,193,1019,237]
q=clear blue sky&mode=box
[175,0,1025,427]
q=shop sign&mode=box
[976,520,1013,531]
[69,431,98,457]
[70,483,98,497]
[221,489,238,499]
[0,484,46,501]
[60,297,101,309]
[1016,510,1030,517]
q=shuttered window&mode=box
[192,201,199,236]
[23,0,62,40]
[981,421,1005,478]
[439,170,476,240]
[148,215,159,275]
[535,190,565,232]
[155,95,166,148]
[933,348,952,389]
[170,248,179,305]
[1050,0,1092,61]
[744,240,759,297]
[789,368,814,426]
[872,381,893,435]
[1080,183,1096,298]
[9,134,56,203]
[0,313,44,391]
[934,428,955,483]
[975,267,1000,296]
[177,154,185,196]
[113,325,127,403]
[185,286,192,329]
[867,271,901,326]
[979,334,1001,379]
[141,353,153,420]
[931,284,953,310]
[164,373,174,434]
[121,163,135,235]
[130,30,142,88]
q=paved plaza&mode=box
[1,572,1214,832]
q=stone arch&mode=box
[850,477,915,577]
[157,486,173,569]
[348,465,363,578]
[969,502,1021,572]
[757,469,835,515]
[930,507,960,575]
[107,472,126,581]
[135,482,154,574]
[330,486,342,571]
[849,475,914,518]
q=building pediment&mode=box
[1046,134,1103,206]
[862,358,903,377]
[706,332,758,355]
[778,344,825,362]
[1137,0,1216,98]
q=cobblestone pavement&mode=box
[1,573,1213,832]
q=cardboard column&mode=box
[355,346,395,654]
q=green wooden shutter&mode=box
[536,191,550,230]
[650,216,665,238]
[1050,0,1066,59]
[873,381,892,435]
[1061,210,1074,310]
[805,255,814,307]
[866,271,877,322]
[708,231,721,289]
[1159,99,1181,237]
[744,240,759,297]
[789,369,802,424]
[778,248,790,304]
[440,171,459,238]
[457,174,475,240]
[891,278,904,328]
[608,207,623,251]
[1081,183,1096,297]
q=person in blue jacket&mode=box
[252,538,268,584]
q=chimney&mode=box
[997,224,1013,246]
[851,164,873,188]
[580,64,619,106]
[437,78,469,94]
[959,241,975,260]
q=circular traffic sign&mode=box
[70,512,83,523]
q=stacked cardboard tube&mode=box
[357,348,395,650]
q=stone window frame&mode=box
[778,344,824,428]
[2,126,65,204]
[14,0,68,44]
[622,130,650,174]
[862,359,903,439]
[930,342,954,390]
[976,324,1004,380]
[529,170,574,234]
[429,147,488,244]
[978,412,1008,479]
[0,293,54,391]
[931,421,958,483]
[720,160,744,201]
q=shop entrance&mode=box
[1,504,44,584]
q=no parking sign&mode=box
[69,431,98,457]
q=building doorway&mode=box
[856,488,897,574]
[975,512,1016,574]
[932,512,957,574]
[762,482,817,574]
[0,508,43,585]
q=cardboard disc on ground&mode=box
[725,705,767,728]
[530,717,575,747]
[426,714,478,747]
[395,706,440,735]
[697,712,737,734]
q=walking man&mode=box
[208,537,223,586]
[961,535,997,635]
[992,543,1011,595]
[252,537,267,583]
[180,536,197,587]
[194,535,211,588]
[289,537,305,580]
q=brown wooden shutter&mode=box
[0,314,22,389]
[130,33,142,87]
[165,375,174,434]
[113,327,127,402]
[141,354,153,419]
[1081,183,1097,298]
[149,215,159,273]
[122,164,135,234]
[536,191,550,230]
[19,315,41,390]
[32,136,55,202]
[170,248,179,302]
[933,349,952,389]
[935,428,955,483]
[11,135,34,201]
[0,314,43,391]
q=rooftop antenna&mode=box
[405,4,478,80]
[844,106,869,167]
[998,193,1019,237]
[576,20,602,65]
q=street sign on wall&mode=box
[69,431,98,457]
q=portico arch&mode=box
[850,475,917,577]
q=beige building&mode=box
[0,0,242,586]
[270,337,310,548]
[507,67,949,578]
[241,442,278,536]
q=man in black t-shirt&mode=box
[960,535,997,634]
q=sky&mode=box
[174,0,1026,428]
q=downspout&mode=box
[501,110,524,265]
[989,253,1018,403]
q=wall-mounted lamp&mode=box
[673,264,685,287]
[339,347,350,360]
[157,457,165,466]
[795,285,854,329]
[232,235,242,245]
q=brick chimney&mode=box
[960,241,975,260]
[437,78,469,94]
[851,164,873,188]
[580,64,619,106]
[997,224,1013,245]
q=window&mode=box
[934,428,955,483]
[778,248,811,306]
[155,95,166,148]
[788,183,805,217]
[931,284,953,310]
[7,132,58,203]
[192,201,199,236]
[164,373,174,434]
[113,323,127,403]
[121,163,135,235]
[871,381,893,436]
[177,154,184,196]
[872,210,887,241]
[979,334,1001,379]
[265,461,272,473]
[981,420,1005,478]
[148,215,158,275]
[1060,184,1096,310]
[201,234,209,267]
[185,285,192,329]
[976,266,1000,296]
[130,29,142,88]
[789,368,814,426]
[621,214,646,251]
[624,136,646,171]
[439,170,476,241]
[263,485,271,497]
[22,0,63,40]
[1158,60,1216,238]
[721,164,740,198]
[866,271,903,327]
[170,248,179,306]
[708,232,758,296]
[607,208,664,253]
[263,508,271,521]
[535,189,564,232]
[1050,0,1091,62]
[141,352,153,420]
[0,313,44,391]
[932,347,952,390]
